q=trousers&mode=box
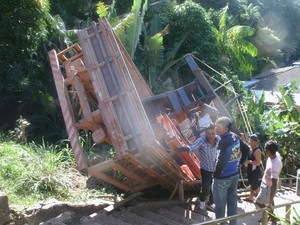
[200,169,213,204]
[212,174,239,225]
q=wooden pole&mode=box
[178,180,184,202]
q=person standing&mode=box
[243,134,262,202]
[255,140,282,223]
[186,124,220,214]
[213,117,249,225]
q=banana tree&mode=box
[103,0,148,59]
[263,80,300,175]
[217,6,258,80]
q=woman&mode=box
[243,134,262,202]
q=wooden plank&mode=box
[121,135,133,141]
[124,155,174,190]
[95,19,155,155]
[58,54,68,63]
[65,52,83,65]
[101,19,157,145]
[178,180,184,202]
[88,159,156,192]
[113,164,148,185]
[57,44,80,58]
[143,145,196,184]
[77,26,128,157]
[76,109,103,131]
[72,75,92,119]
[126,149,192,191]
[88,23,130,154]
[73,43,83,53]
[91,171,132,192]
[57,44,83,65]
[88,159,116,174]
[48,50,87,170]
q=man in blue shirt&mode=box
[184,124,220,214]
[213,117,249,225]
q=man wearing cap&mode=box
[243,134,262,202]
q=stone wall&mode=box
[0,192,10,225]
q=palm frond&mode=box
[227,25,255,39]
[165,34,187,61]
[149,15,163,36]
[219,6,228,32]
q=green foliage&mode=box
[0,0,50,97]
[263,81,300,174]
[49,0,99,29]
[217,6,258,79]
[0,0,66,142]
[255,56,277,73]
[102,0,148,59]
[97,2,110,17]
[239,80,300,175]
[47,14,80,49]
[125,0,148,58]
[234,89,268,136]
[163,1,220,69]
[100,0,133,16]
[0,141,69,205]
[239,3,262,27]
[135,14,167,90]
[96,0,119,23]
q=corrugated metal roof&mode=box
[244,66,300,108]
[248,66,300,93]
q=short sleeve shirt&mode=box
[262,153,282,187]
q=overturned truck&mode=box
[48,18,241,193]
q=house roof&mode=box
[245,66,300,93]
[243,65,300,108]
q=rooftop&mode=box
[243,65,300,108]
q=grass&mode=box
[0,137,114,210]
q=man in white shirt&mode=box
[255,140,282,223]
